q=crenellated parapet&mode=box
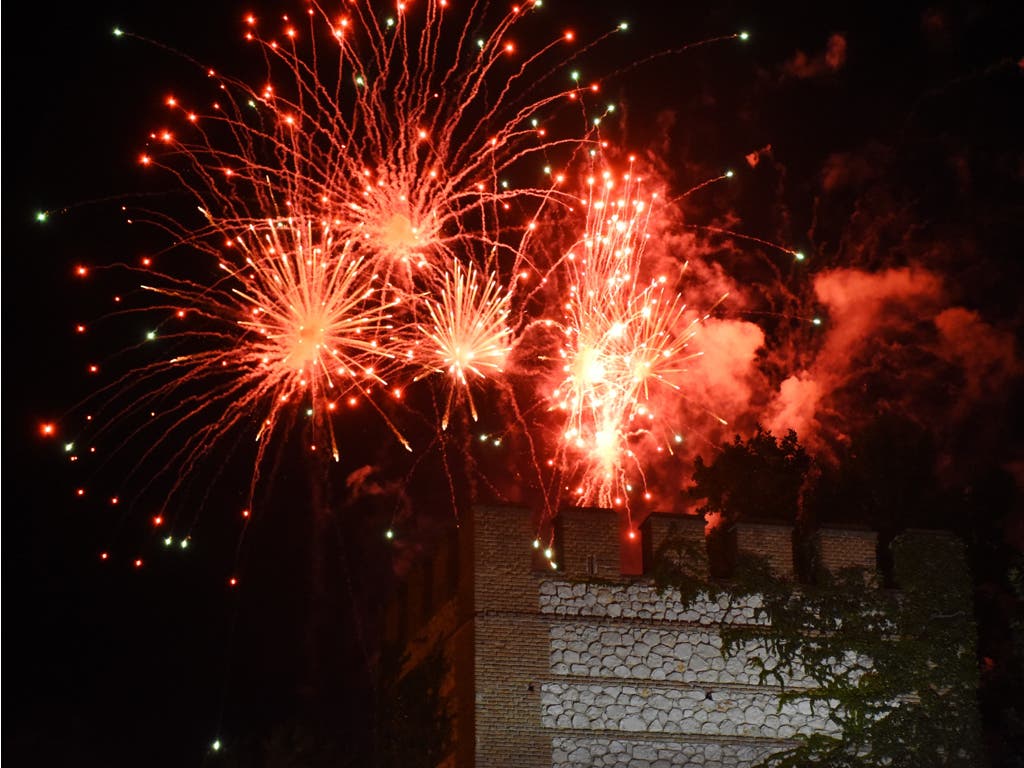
[386,508,891,657]
[382,506,977,768]
[526,508,879,584]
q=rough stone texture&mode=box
[552,737,787,768]
[537,568,860,768]
[541,682,841,739]
[548,623,831,688]
[539,581,770,626]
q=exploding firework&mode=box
[41,0,773,572]
[543,165,722,514]
[55,0,634,548]
[73,212,402,509]
[146,0,620,285]
[412,258,514,429]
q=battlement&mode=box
[386,507,890,648]
[540,507,881,584]
[380,508,969,665]
[381,505,976,768]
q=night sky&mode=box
[5,1,1023,766]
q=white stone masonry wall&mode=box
[539,580,770,625]
[550,624,829,688]
[541,682,840,739]
[552,737,782,768]
[540,579,862,768]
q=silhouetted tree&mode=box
[690,427,810,524]
[689,427,810,577]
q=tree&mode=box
[690,427,811,526]
[689,427,811,578]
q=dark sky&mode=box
[4,1,1023,766]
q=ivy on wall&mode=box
[653,527,982,767]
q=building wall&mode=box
[538,584,845,767]
[386,506,967,768]
[472,505,551,767]
[470,506,875,768]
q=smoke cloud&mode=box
[781,33,848,80]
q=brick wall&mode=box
[472,505,550,767]
[557,507,621,579]
[642,513,708,579]
[735,521,794,579]
[384,506,973,768]
[816,526,878,584]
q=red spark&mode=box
[64,0,736,550]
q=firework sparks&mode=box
[146,0,619,286]
[547,167,713,512]
[58,0,633,542]
[74,211,404,518]
[45,0,767,566]
[413,259,513,429]
[216,215,406,455]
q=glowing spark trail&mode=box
[58,0,631,542]
[548,167,712,512]
[414,259,513,430]
[79,212,403,513]
[148,0,620,285]
[48,0,763,564]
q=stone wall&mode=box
[541,682,838,739]
[532,512,879,768]
[538,578,859,768]
[551,737,781,768]
[385,507,901,768]
[547,622,845,688]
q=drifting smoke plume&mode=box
[781,33,848,80]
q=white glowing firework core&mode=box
[551,169,707,509]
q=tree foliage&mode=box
[653,528,983,768]
[690,426,810,526]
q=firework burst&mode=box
[72,211,401,516]
[546,166,714,513]
[147,0,620,285]
[55,0,634,545]
[413,258,514,429]
[42,0,769,568]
